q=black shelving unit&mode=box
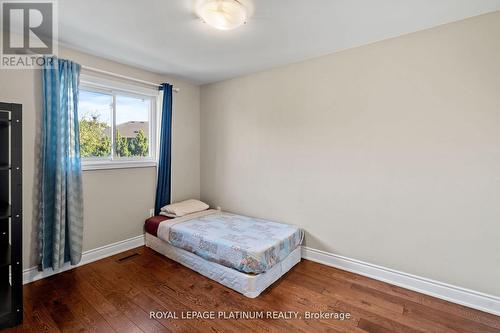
[0,102,22,328]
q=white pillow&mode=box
[158,212,177,218]
[160,199,209,217]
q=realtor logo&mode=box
[1,1,57,68]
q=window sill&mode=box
[82,161,157,171]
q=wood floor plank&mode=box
[3,246,499,333]
[351,283,500,333]
[71,273,143,333]
[74,264,168,333]
[110,249,240,333]
[357,318,398,333]
[128,248,279,332]
[40,290,89,332]
[47,273,116,333]
[91,252,214,333]
[297,260,500,330]
[286,268,405,315]
[403,303,500,333]
[283,277,431,333]
[137,247,356,332]
[21,279,61,333]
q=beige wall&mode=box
[0,47,200,268]
[200,11,500,296]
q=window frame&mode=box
[79,74,158,171]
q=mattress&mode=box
[145,233,301,298]
[157,210,303,274]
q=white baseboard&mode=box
[301,246,500,316]
[23,234,145,284]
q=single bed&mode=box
[144,209,303,297]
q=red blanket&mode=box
[144,215,171,237]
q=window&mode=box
[78,75,157,170]
[78,90,112,158]
[115,95,151,158]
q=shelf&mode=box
[0,244,10,268]
[0,102,21,329]
[0,283,11,318]
[0,203,10,220]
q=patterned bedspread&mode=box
[157,210,303,274]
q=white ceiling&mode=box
[58,0,500,84]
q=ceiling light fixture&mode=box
[195,0,252,31]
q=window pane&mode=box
[78,90,112,158]
[115,95,151,158]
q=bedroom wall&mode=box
[0,47,201,269]
[200,11,500,296]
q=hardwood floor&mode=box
[3,246,499,332]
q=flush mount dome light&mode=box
[195,0,252,30]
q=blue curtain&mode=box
[39,56,84,270]
[155,83,173,214]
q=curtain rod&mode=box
[81,65,180,93]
